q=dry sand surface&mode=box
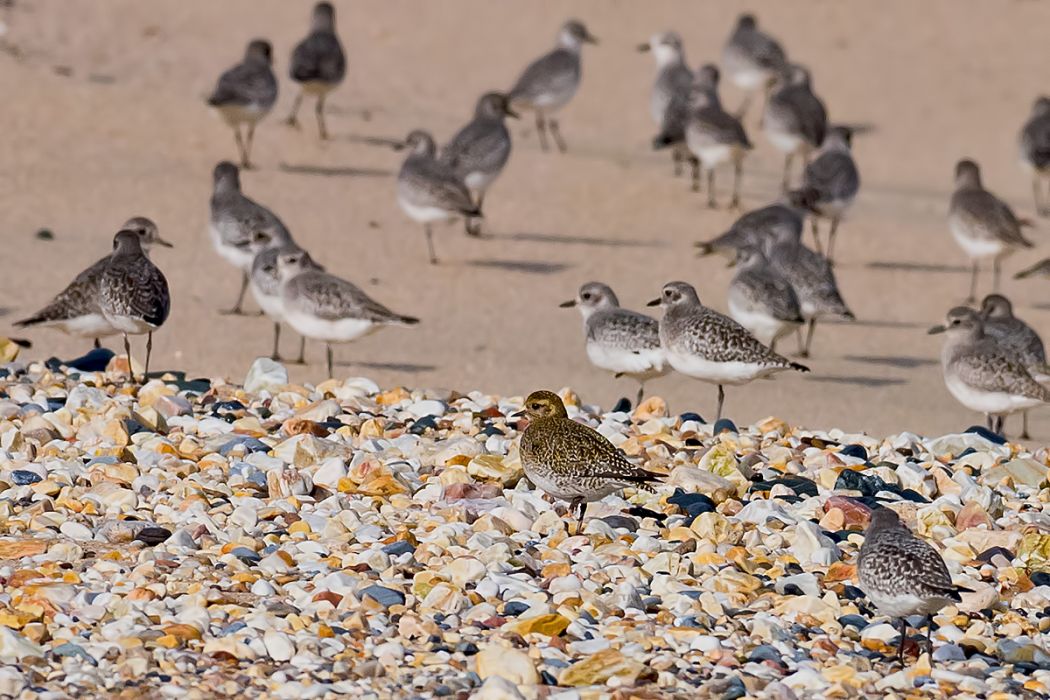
[4,0,1050,439]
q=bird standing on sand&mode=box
[694,189,817,258]
[653,64,721,191]
[508,20,598,153]
[858,507,970,663]
[98,230,171,382]
[440,92,517,237]
[209,161,293,315]
[517,390,663,522]
[207,39,278,168]
[16,217,172,350]
[721,13,787,117]
[639,32,693,176]
[949,159,1033,302]
[802,126,860,261]
[763,64,827,192]
[727,246,803,352]
[560,282,668,405]
[928,306,1050,435]
[276,249,418,377]
[648,281,809,421]
[397,130,481,264]
[681,82,752,208]
[1020,96,1050,217]
[285,2,346,140]
[250,243,322,364]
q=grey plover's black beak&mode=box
[927,324,947,335]
[559,300,576,308]
[646,299,661,307]
[155,237,174,248]
[636,43,650,52]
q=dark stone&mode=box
[502,601,529,617]
[721,677,747,700]
[219,621,248,636]
[748,645,782,663]
[841,585,866,601]
[45,357,63,372]
[134,527,171,546]
[838,614,869,629]
[611,397,632,413]
[51,642,97,665]
[600,515,639,531]
[826,530,854,543]
[218,435,271,456]
[382,540,415,556]
[957,447,977,459]
[480,424,504,437]
[539,670,558,685]
[679,411,706,424]
[782,584,805,596]
[625,505,666,522]
[409,415,438,435]
[784,562,804,576]
[45,397,66,411]
[266,602,300,617]
[455,642,479,656]
[360,585,405,608]
[964,425,1007,445]
[11,470,42,485]
[668,489,717,517]
[834,470,928,503]
[838,444,868,461]
[230,547,261,565]
[712,419,738,435]
[750,476,818,498]
[124,418,149,436]
[213,400,246,413]
[1031,571,1050,587]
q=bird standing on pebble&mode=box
[517,390,663,523]
[207,39,278,168]
[285,2,346,140]
[802,125,860,261]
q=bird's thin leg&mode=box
[122,333,133,384]
[737,93,753,120]
[423,224,437,265]
[896,618,907,664]
[570,498,586,525]
[271,322,282,361]
[795,327,805,355]
[93,338,102,350]
[535,112,549,152]
[1034,174,1045,216]
[145,332,152,379]
[993,256,1002,293]
[801,318,817,358]
[986,413,993,432]
[234,127,248,168]
[782,153,793,192]
[672,148,683,177]
[729,158,743,209]
[967,261,978,303]
[994,414,1005,436]
[285,90,303,128]
[295,336,306,365]
[770,337,778,353]
[690,156,701,192]
[706,170,716,208]
[716,384,725,422]
[1022,411,1031,440]
[326,343,334,379]
[826,218,840,263]
[315,93,328,140]
[810,218,823,255]
[635,384,644,407]
[925,615,934,658]
[466,191,485,237]
[548,118,567,153]
[221,272,251,315]
[244,124,256,169]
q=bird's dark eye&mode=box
[581,293,591,300]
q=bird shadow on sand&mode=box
[0,307,11,318]
[843,354,937,369]
[278,163,393,178]
[806,375,907,388]
[339,361,436,373]
[492,231,665,249]
[825,317,928,329]
[865,261,969,273]
[467,259,571,275]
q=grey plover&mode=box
[209,161,293,314]
[275,249,419,377]
[516,390,663,523]
[647,281,808,421]
[763,64,827,192]
[639,32,692,176]
[560,282,668,405]
[727,246,803,352]
[929,306,1050,435]
[440,92,517,237]
[207,39,278,168]
[250,243,323,364]
[1020,96,1050,216]
[949,159,1033,301]
[285,2,346,140]
[694,189,817,258]
[681,83,752,208]
[16,217,172,349]
[978,293,1050,439]
[721,13,787,117]
[652,64,721,191]
[98,229,171,382]
[397,130,481,264]
[858,507,968,663]
[508,19,597,153]
[802,126,860,261]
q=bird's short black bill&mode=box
[559,300,576,308]
[927,325,946,335]
[646,299,661,307]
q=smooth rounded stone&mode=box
[154,395,192,421]
[774,573,820,598]
[838,614,869,630]
[932,643,967,662]
[244,357,288,394]
[861,623,901,644]
[220,435,271,456]
[58,521,94,540]
[310,457,347,490]
[263,631,295,662]
[251,579,275,596]
[11,469,43,485]
[600,515,638,532]
[474,676,526,700]
[406,400,446,419]
[0,627,43,663]
[475,645,539,685]
[789,521,839,565]
[360,585,406,608]
[0,667,25,697]
[736,499,795,525]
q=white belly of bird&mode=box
[667,350,776,385]
[49,313,120,338]
[105,314,156,335]
[284,308,377,344]
[765,129,804,155]
[948,218,1005,260]
[209,224,254,271]
[527,85,576,113]
[398,197,456,224]
[693,143,735,170]
[463,171,496,193]
[216,103,269,127]
[731,67,770,91]
[866,589,950,618]
[728,299,795,346]
[945,374,1042,415]
[816,198,852,219]
[585,342,667,380]
[252,289,285,322]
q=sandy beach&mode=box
[5,0,1050,438]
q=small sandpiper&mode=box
[929,306,1050,435]
[276,249,419,377]
[639,32,693,176]
[858,507,969,664]
[285,2,346,140]
[250,243,323,364]
[560,282,668,405]
[1019,96,1050,217]
[209,161,293,314]
[397,130,481,264]
[207,39,278,168]
[652,64,721,191]
[648,281,808,421]
[440,92,517,237]
[98,229,171,382]
[516,390,663,523]
[802,126,860,261]
[721,13,787,117]
[763,64,827,192]
[508,19,598,153]
[16,217,172,349]
[949,159,1033,301]
[694,189,817,258]
[727,245,803,353]
[680,81,752,208]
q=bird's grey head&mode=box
[688,86,719,109]
[249,225,285,254]
[694,63,720,91]
[560,282,619,315]
[559,19,597,49]
[476,92,518,120]
[766,215,805,247]
[120,216,172,250]
[785,187,820,214]
[246,39,273,65]
[954,159,981,189]
[213,161,241,191]
[735,245,767,269]
[736,13,758,31]
[867,506,904,533]
[1034,96,1050,118]
[928,306,984,338]
[311,1,336,31]
[403,130,437,157]
[111,229,146,255]
[648,281,701,309]
[979,294,1014,320]
[261,245,317,277]
[639,32,683,65]
[777,63,811,88]
[275,248,312,281]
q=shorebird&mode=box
[949,159,1033,302]
[397,130,481,264]
[647,281,808,421]
[978,293,1050,439]
[98,229,171,382]
[763,64,827,192]
[275,249,419,377]
[802,126,860,261]
[727,246,803,352]
[560,282,668,405]
[285,1,346,140]
[680,81,752,208]
[250,243,323,364]
[652,63,721,191]
[694,189,817,258]
[207,39,278,168]
[16,217,172,349]
[721,13,787,117]
[440,92,517,237]
[209,161,293,315]
[639,32,692,176]
[508,19,598,153]
[858,507,970,663]
[516,390,663,522]
[1020,96,1050,217]
[928,306,1050,435]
